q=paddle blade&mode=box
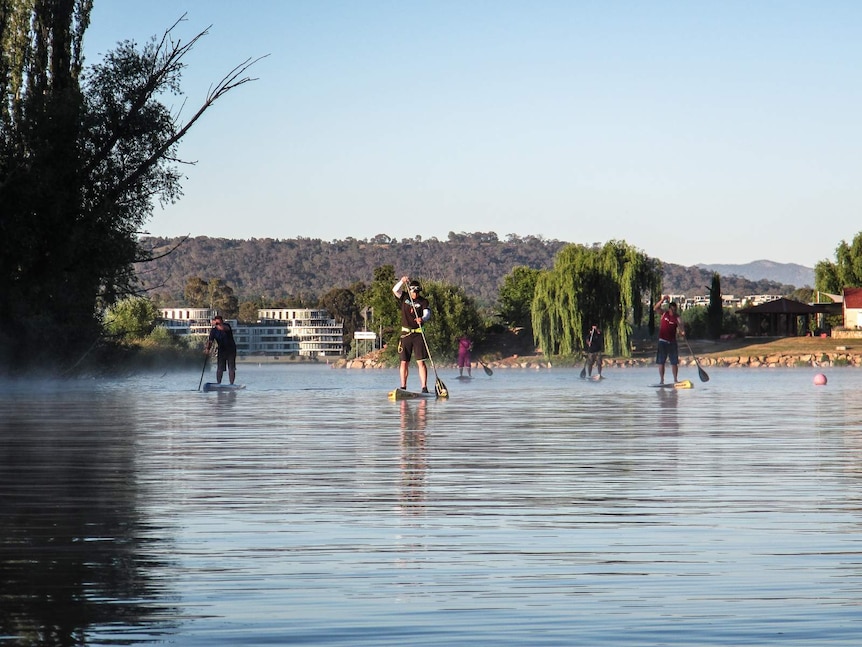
[435,378,449,398]
[579,367,586,379]
[698,366,710,382]
[482,362,493,376]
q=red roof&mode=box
[844,287,862,309]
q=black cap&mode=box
[408,280,421,291]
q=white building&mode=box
[158,307,343,357]
[159,307,215,338]
[257,308,344,356]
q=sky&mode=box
[84,1,862,268]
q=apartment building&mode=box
[158,307,343,357]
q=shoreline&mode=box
[334,336,862,371]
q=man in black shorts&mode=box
[393,276,431,392]
[204,315,237,385]
[585,324,604,379]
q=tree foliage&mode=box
[318,286,365,353]
[531,241,662,357]
[706,273,723,339]
[104,296,160,340]
[815,231,862,293]
[419,281,484,362]
[683,305,743,339]
[238,300,260,323]
[135,235,794,314]
[0,3,260,371]
[183,277,238,317]
[498,266,540,331]
[359,265,483,361]
[361,265,399,335]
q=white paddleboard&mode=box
[203,383,246,392]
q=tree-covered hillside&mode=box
[136,234,795,308]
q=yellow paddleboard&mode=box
[388,388,435,400]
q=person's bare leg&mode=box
[418,361,428,390]
[399,361,409,389]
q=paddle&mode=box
[478,358,493,376]
[683,336,710,382]
[197,350,209,391]
[407,294,449,398]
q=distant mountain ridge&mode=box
[696,260,814,288]
[136,235,806,307]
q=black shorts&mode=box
[398,333,427,362]
[217,348,237,372]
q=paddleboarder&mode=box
[457,335,473,377]
[204,315,237,385]
[585,324,603,379]
[654,296,685,385]
[393,276,431,393]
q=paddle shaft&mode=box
[197,351,209,391]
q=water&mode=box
[2,364,862,646]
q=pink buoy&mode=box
[813,373,827,386]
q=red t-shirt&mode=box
[658,310,680,342]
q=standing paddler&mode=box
[654,295,685,385]
[204,314,237,385]
[393,276,431,393]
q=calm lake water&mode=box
[2,363,862,646]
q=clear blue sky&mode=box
[85,1,861,268]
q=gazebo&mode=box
[737,298,825,337]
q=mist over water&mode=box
[2,364,862,645]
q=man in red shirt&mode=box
[654,295,685,385]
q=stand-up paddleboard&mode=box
[203,383,246,392]
[455,375,473,380]
[388,388,437,400]
[651,380,693,389]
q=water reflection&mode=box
[655,388,679,434]
[4,367,862,645]
[399,400,427,514]
[213,389,238,409]
[0,390,178,645]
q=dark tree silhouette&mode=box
[0,4,262,371]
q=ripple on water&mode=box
[3,366,862,645]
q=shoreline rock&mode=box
[333,350,862,371]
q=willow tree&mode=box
[0,3,262,370]
[531,241,661,357]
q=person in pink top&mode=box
[654,295,685,385]
[457,336,473,377]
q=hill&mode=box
[135,235,799,307]
[696,260,814,288]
